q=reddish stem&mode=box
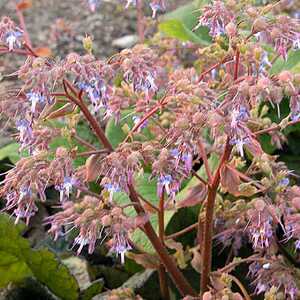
[158,191,170,300]
[166,222,198,240]
[234,49,240,81]
[254,119,300,136]
[198,56,232,82]
[200,138,232,294]
[123,97,168,143]
[63,80,113,152]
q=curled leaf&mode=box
[176,182,207,208]
[220,164,241,196]
[85,155,101,182]
[189,246,201,273]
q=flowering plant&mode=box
[1,0,300,299]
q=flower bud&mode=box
[252,17,268,32]
[83,35,93,54]
[225,22,237,37]
[247,7,258,18]
[56,147,68,158]
[292,197,300,210]
[101,215,112,226]
[111,207,122,216]
[254,199,266,211]
[278,71,293,83]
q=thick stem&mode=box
[158,191,170,300]
[129,185,197,297]
[200,139,232,294]
[234,49,240,81]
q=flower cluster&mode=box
[248,258,299,299]
[253,15,300,60]
[196,0,235,37]
[46,196,146,262]
[0,147,76,223]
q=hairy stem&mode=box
[158,191,170,300]
[63,80,113,152]
[200,138,232,294]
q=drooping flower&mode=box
[110,230,132,264]
[5,185,38,225]
[195,1,235,37]
[149,0,166,18]
[5,30,22,51]
[245,199,277,249]
[124,0,136,9]
[248,259,299,300]
[103,183,121,203]
[55,176,77,202]
[0,17,23,51]
[16,119,33,150]
[26,91,46,115]
[76,77,110,113]
[157,174,180,201]
[230,136,249,158]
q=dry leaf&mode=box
[85,154,101,182]
[220,164,241,196]
[34,47,52,57]
[189,246,201,273]
[16,0,32,10]
[176,182,207,209]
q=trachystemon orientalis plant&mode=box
[1,0,300,299]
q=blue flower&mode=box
[16,119,33,150]
[26,92,45,114]
[104,183,121,202]
[5,30,22,51]
[56,176,77,202]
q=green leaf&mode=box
[159,20,211,45]
[79,279,104,300]
[0,252,33,287]
[159,0,211,45]
[113,174,175,252]
[0,143,22,163]
[105,110,153,149]
[0,214,79,300]
[270,50,300,75]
